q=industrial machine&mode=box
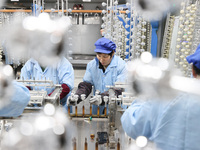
[161,0,200,77]
[0,80,134,150]
[66,82,135,150]
[1,0,200,149]
[17,79,62,110]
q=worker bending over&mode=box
[68,37,127,115]
[21,57,74,106]
[0,81,30,117]
[121,44,200,150]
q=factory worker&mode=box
[187,44,200,79]
[20,57,74,106]
[0,81,30,117]
[68,37,126,115]
[100,28,105,37]
[121,45,200,150]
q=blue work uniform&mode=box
[0,81,30,117]
[20,57,74,105]
[121,93,200,150]
[83,55,126,114]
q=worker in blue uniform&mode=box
[68,37,127,115]
[20,57,74,106]
[121,44,200,150]
[0,81,30,117]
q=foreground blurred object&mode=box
[1,104,72,150]
[0,81,30,117]
[121,93,200,150]
[1,13,72,66]
[127,52,180,99]
[165,2,200,77]
[19,57,74,107]
[186,44,200,76]
[126,136,156,150]
[121,51,200,150]
[0,65,30,117]
[132,0,182,21]
[0,65,14,108]
[128,52,200,99]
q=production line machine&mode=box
[16,79,62,110]
[66,83,135,150]
[0,76,135,150]
[3,51,200,150]
[161,0,200,77]
[0,78,64,147]
[2,0,199,149]
[0,2,138,149]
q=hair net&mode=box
[94,37,116,54]
[186,44,200,69]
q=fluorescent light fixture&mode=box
[11,0,19,1]
[83,0,91,2]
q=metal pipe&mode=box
[62,0,64,16]
[33,0,36,16]
[106,0,108,38]
[36,0,41,16]
[42,0,45,12]
[109,0,112,39]
[84,138,88,150]
[57,0,59,15]
[66,0,69,16]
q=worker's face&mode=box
[100,29,104,36]
[96,53,113,67]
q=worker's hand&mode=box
[89,95,102,105]
[67,94,81,106]
[26,86,31,90]
[67,94,76,106]
[48,90,54,96]
[67,96,75,106]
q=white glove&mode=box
[89,95,102,105]
[67,94,78,106]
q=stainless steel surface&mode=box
[0,115,130,150]
[16,80,61,110]
[70,117,130,150]
[66,24,101,55]
[84,14,102,25]
[69,58,94,67]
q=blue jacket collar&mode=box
[95,55,117,68]
[30,58,46,72]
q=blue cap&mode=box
[94,37,116,54]
[186,44,200,69]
